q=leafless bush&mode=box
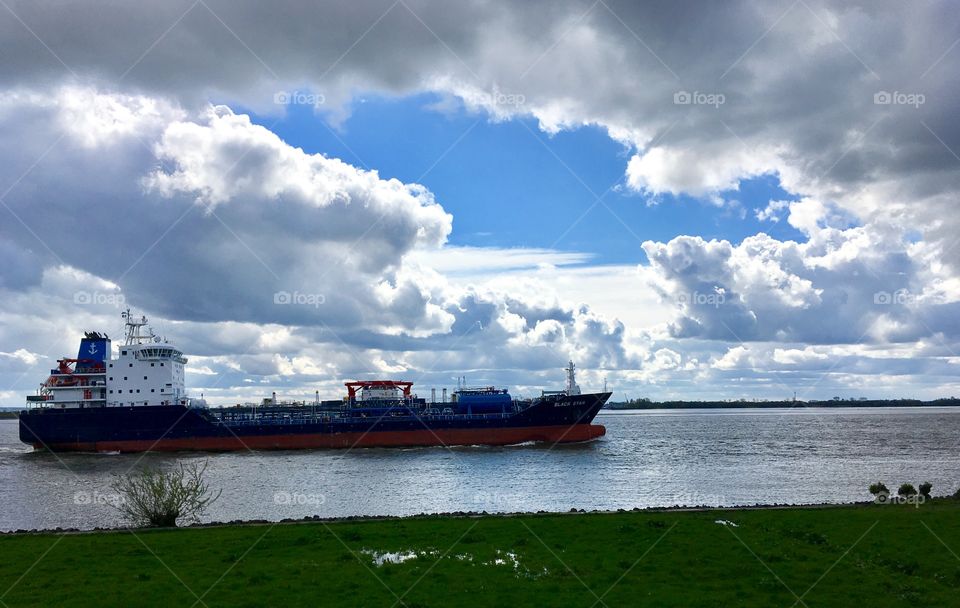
[111,461,221,528]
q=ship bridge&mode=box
[128,345,187,364]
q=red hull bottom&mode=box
[39,424,606,453]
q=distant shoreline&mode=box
[604,398,960,410]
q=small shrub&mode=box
[898,483,917,498]
[111,461,221,528]
[869,482,889,497]
[919,482,933,499]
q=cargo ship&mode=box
[19,311,610,452]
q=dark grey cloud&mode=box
[0,90,452,333]
[2,0,957,255]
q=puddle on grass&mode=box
[361,548,548,578]
[486,550,520,569]
[361,549,438,566]
[714,519,739,527]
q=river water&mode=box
[2,408,958,531]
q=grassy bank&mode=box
[3,502,960,606]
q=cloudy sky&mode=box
[1,0,959,404]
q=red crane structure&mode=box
[344,380,413,400]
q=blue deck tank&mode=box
[454,389,512,414]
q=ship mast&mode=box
[564,360,581,396]
[121,309,154,345]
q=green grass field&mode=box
[2,501,960,607]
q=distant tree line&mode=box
[606,397,960,410]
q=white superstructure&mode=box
[106,310,187,406]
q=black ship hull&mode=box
[19,392,611,452]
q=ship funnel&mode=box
[76,334,110,371]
